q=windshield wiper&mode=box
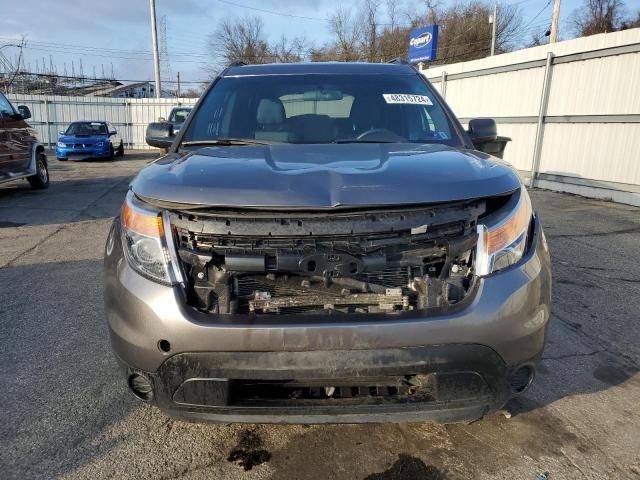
[333,138,402,144]
[181,138,275,147]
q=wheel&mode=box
[57,157,67,161]
[108,144,115,160]
[27,153,50,189]
[117,142,125,157]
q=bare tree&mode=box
[570,0,627,36]
[210,15,271,66]
[386,0,400,30]
[620,11,640,30]
[328,7,363,61]
[271,35,310,63]
[527,32,548,48]
[361,0,382,62]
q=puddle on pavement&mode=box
[592,364,630,386]
[364,454,448,480]
[227,428,272,471]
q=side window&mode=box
[0,94,15,118]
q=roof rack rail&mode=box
[228,60,247,67]
[388,57,408,64]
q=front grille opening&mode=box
[172,373,492,408]
[171,201,484,316]
[230,376,436,407]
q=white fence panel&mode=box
[443,68,546,118]
[6,94,198,150]
[423,28,640,206]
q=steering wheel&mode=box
[356,128,406,142]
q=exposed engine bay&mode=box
[170,199,488,316]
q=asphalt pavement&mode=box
[1,151,639,479]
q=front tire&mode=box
[27,153,50,189]
[108,144,115,160]
[117,142,124,157]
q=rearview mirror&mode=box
[302,89,343,101]
[145,122,174,149]
[17,105,31,120]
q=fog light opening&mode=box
[128,373,154,402]
[158,339,171,353]
[510,366,534,394]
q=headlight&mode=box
[475,188,532,276]
[57,141,66,148]
[120,192,183,285]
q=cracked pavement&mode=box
[1,152,639,479]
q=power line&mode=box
[519,0,553,32]
[213,0,329,22]
[0,36,210,59]
[1,70,210,84]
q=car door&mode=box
[0,93,33,174]
[0,93,14,176]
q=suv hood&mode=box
[131,143,522,209]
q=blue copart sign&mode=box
[408,25,439,64]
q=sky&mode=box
[1,0,638,87]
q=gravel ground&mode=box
[1,151,639,479]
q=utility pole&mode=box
[490,1,497,56]
[549,0,561,43]
[149,0,162,98]
[177,72,181,98]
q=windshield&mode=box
[181,74,461,146]
[169,108,191,123]
[65,122,108,135]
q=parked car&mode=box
[145,107,192,148]
[0,92,49,189]
[104,62,552,424]
[56,121,124,161]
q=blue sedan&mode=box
[56,121,124,161]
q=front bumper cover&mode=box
[123,344,527,424]
[56,144,110,158]
[104,215,552,423]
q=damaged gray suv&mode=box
[104,62,551,423]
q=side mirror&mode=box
[467,118,497,144]
[145,122,174,149]
[158,117,166,122]
[467,118,511,159]
[109,130,117,136]
[59,131,65,136]
[17,105,31,120]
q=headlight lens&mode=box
[475,188,533,276]
[120,192,182,284]
[57,141,66,148]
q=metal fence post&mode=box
[43,98,51,147]
[126,101,132,149]
[530,52,554,188]
[440,71,448,99]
